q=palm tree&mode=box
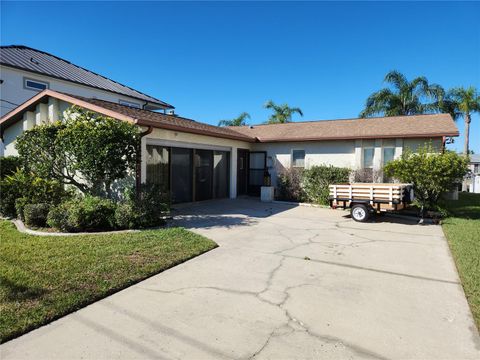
[360,70,445,118]
[442,86,479,155]
[218,112,251,126]
[264,100,303,124]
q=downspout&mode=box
[442,136,446,154]
[136,125,153,193]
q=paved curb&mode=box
[11,219,140,236]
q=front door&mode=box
[237,149,248,196]
[248,151,266,196]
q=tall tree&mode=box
[264,100,303,124]
[15,107,140,196]
[442,86,480,155]
[218,112,250,126]
[360,70,445,118]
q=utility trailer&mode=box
[329,183,414,222]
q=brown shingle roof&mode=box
[228,114,458,142]
[0,90,254,142]
[71,96,255,142]
[0,90,458,142]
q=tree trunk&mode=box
[464,112,471,155]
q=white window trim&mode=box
[119,99,141,108]
[23,77,49,92]
[291,149,305,168]
[362,147,374,169]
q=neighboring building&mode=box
[0,89,459,203]
[466,154,480,193]
[0,45,173,117]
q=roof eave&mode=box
[136,119,256,142]
[0,89,138,131]
[255,132,459,143]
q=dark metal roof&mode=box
[0,45,173,109]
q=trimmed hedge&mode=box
[47,196,116,232]
[115,184,169,229]
[24,203,50,228]
[303,165,350,205]
[47,185,169,232]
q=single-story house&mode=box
[0,89,459,203]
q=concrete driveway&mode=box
[1,199,479,359]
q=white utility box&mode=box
[261,186,275,202]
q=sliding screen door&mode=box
[146,145,169,192]
[171,148,193,203]
[213,151,229,199]
[194,150,213,201]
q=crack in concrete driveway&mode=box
[1,198,479,359]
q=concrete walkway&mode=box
[1,199,479,359]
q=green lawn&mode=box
[0,221,217,343]
[442,192,480,330]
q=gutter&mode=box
[135,125,153,192]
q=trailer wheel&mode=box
[351,204,370,222]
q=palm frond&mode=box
[384,70,407,90]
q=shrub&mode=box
[0,169,69,218]
[24,203,50,228]
[47,196,116,232]
[0,178,21,217]
[15,197,29,221]
[15,107,140,196]
[303,165,351,205]
[46,203,71,231]
[0,156,21,179]
[114,202,137,229]
[114,184,169,229]
[276,168,305,202]
[384,145,469,212]
[351,168,383,183]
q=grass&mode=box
[0,220,217,343]
[442,192,480,330]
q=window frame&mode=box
[382,146,395,166]
[291,149,306,168]
[119,99,141,108]
[362,147,374,169]
[23,77,49,92]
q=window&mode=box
[474,164,480,174]
[292,149,305,167]
[24,78,49,91]
[119,100,141,108]
[383,147,395,165]
[363,148,374,168]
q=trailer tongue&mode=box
[329,183,414,222]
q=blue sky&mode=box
[2,1,479,152]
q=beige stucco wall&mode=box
[2,99,71,156]
[252,137,442,186]
[143,127,252,198]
